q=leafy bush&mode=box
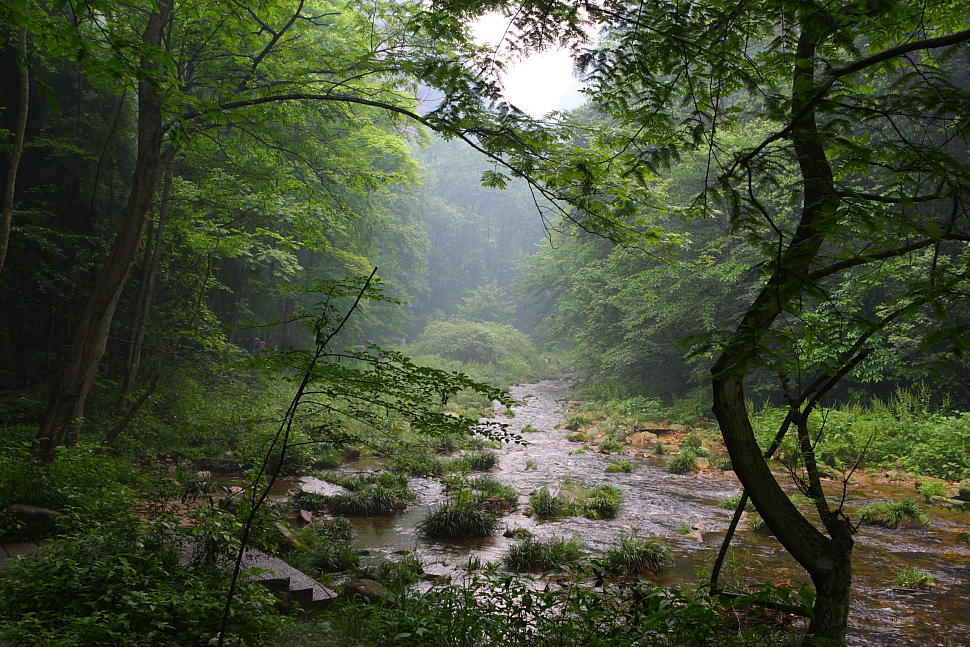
[522,424,540,433]
[606,459,634,473]
[0,442,133,538]
[859,498,930,529]
[419,503,498,538]
[277,565,802,647]
[566,432,587,442]
[503,537,586,572]
[411,320,542,381]
[893,567,935,588]
[603,535,670,575]
[751,394,970,480]
[712,455,733,471]
[524,460,538,471]
[667,449,697,474]
[0,513,280,646]
[916,480,947,502]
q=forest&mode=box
[1,1,969,646]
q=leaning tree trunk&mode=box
[710,19,853,644]
[0,21,29,275]
[122,163,175,401]
[37,0,173,460]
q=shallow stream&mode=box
[302,380,970,646]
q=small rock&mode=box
[345,578,395,604]
[7,505,61,538]
[956,486,970,502]
[695,458,710,470]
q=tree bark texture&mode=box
[37,0,174,459]
[0,22,29,275]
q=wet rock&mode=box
[345,578,396,604]
[956,483,970,502]
[503,527,533,539]
[626,431,659,447]
[7,505,61,538]
[297,476,350,497]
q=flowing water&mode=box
[300,380,970,646]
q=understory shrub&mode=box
[751,393,970,480]
[271,570,806,647]
[0,513,280,646]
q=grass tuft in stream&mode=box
[326,485,415,516]
[503,536,586,572]
[605,458,634,473]
[859,498,930,529]
[892,567,935,588]
[603,535,670,575]
[418,503,498,538]
[666,449,697,474]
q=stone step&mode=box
[241,548,337,610]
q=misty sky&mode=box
[471,13,587,117]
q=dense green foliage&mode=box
[0,513,280,646]
[270,571,807,647]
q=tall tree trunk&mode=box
[37,0,173,460]
[710,18,853,644]
[0,21,29,275]
[122,163,175,400]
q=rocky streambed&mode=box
[292,380,970,646]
